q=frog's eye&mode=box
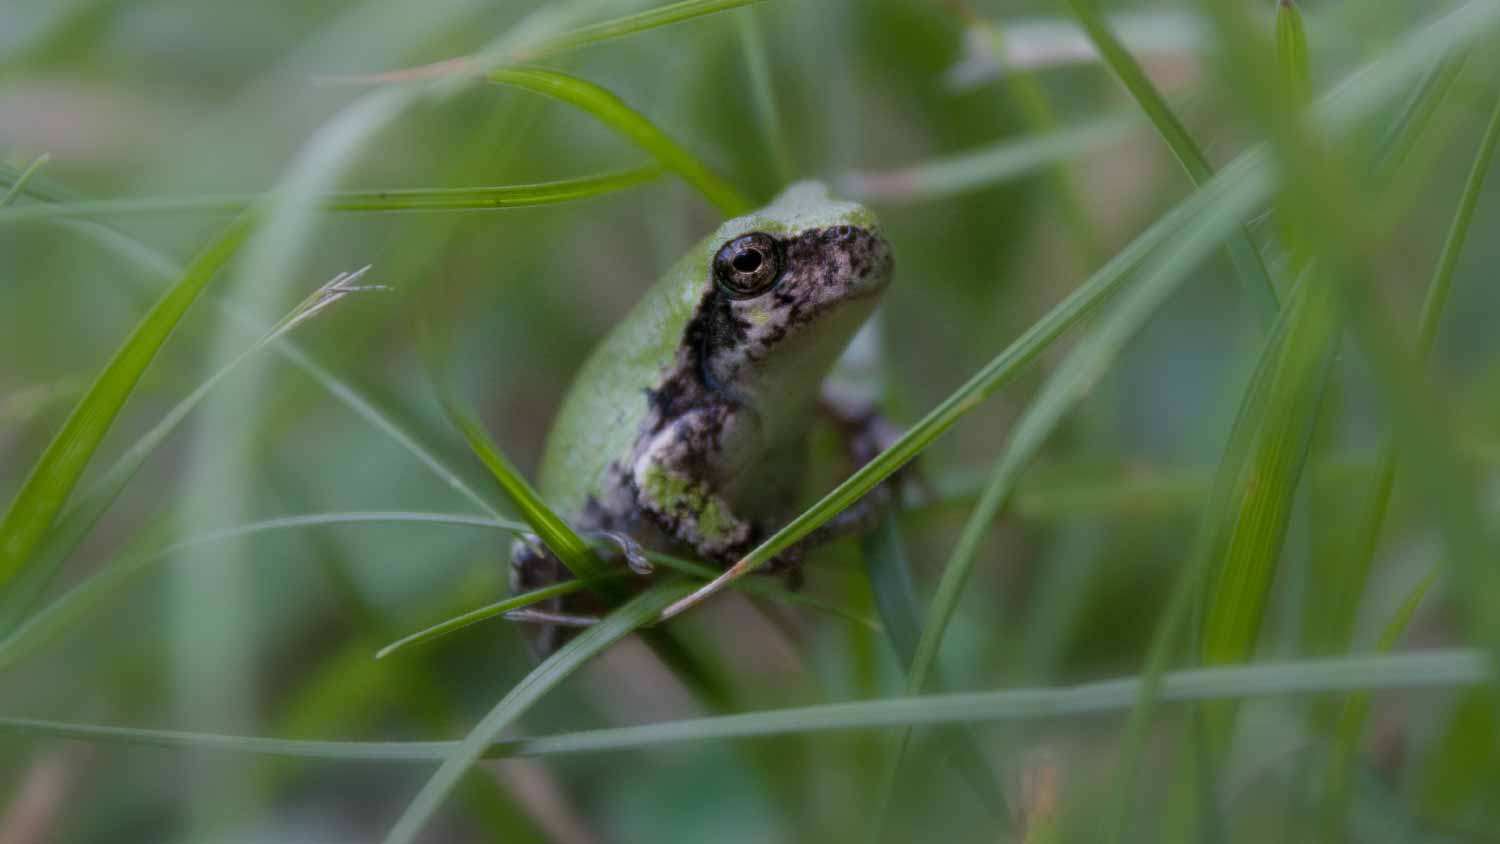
[712,233,782,298]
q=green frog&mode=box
[511,182,895,653]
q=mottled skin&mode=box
[512,183,894,653]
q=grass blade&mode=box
[0,153,49,208]
[1197,272,1339,750]
[0,167,663,223]
[381,581,692,844]
[2,649,1489,763]
[0,218,252,594]
[430,365,611,585]
[1317,90,1500,838]
[840,115,1137,203]
[375,578,614,659]
[0,512,528,675]
[521,0,766,62]
[861,519,1007,820]
[1062,0,1281,328]
[487,67,751,215]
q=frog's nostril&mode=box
[830,225,854,242]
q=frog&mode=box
[510,181,896,654]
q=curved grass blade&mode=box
[376,577,612,659]
[0,167,663,223]
[1196,271,1339,753]
[873,172,1245,829]
[487,67,751,215]
[0,267,384,631]
[862,519,1007,820]
[519,0,765,62]
[735,7,792,186]
[0,217,253,594]
[1316,93,1500,837]
[1321,567,1437,839]
[840,115,1137,203]
[0,153,49,208]
[0,512,527,675]
[339,0,767,83]
[2,648,1488,763]
[376,555,878,658]
[1062,0,1280,328]
[381,581,692,844]
[431,372,611,586]
[1275,0,1311,106]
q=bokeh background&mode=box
[3,0,1500,841]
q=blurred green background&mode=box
[3,0,1500,841]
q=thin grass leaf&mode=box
[351,0,769,83]
[0,217,252,595]
[1103,4,1500,835]
[381,581,692,844]
[735,7,792,185]
[840,115,1137,203]
[376,578,611,659]
[431,371,611,585]
[0,512,527,675]
[1316,92,1500,837]
[487,67,751,215]
[874,168,1246,831]
[0,266,384,631]
[0,167,663,223]
[1321,567,1438,839]
[0,153,49,208]
[1062,0,1280,329]
[375,546,878,659]
[862,519,1007,821]
[1197,272,1340,751]
[520,0,766,63]
[959,9,1107,262]
[2,649,1489,763]
[1276,0,1312,106]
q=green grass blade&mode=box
[1321,567,1437,840]
[1276,0,1311,106]
[381,581,692,844]
[0,153,49,208]
[1197,273,1339,749]
[875,165,1246,831]
[3,649,1489,763]
[840,115,1137,203]
[522,0,766,62]
[0,217,253,594]
[0,512,526,675]
[1315,93,1500,836]
[862,519,1007,821]
[735,7,792,186]
[432,378,611,585]
[1062,0,1280,328]
[375,578,611,659]
[487,67,752,215]
[0,270,380,630]
[0,167,663,223]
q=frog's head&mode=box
[692,182,893,420]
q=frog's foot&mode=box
[819,393,928,507]
[584,530,653,575]
[516,531,653,576]
[504,608,602,627]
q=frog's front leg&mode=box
[630,406,756,562]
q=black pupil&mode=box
[732,250,762,274]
